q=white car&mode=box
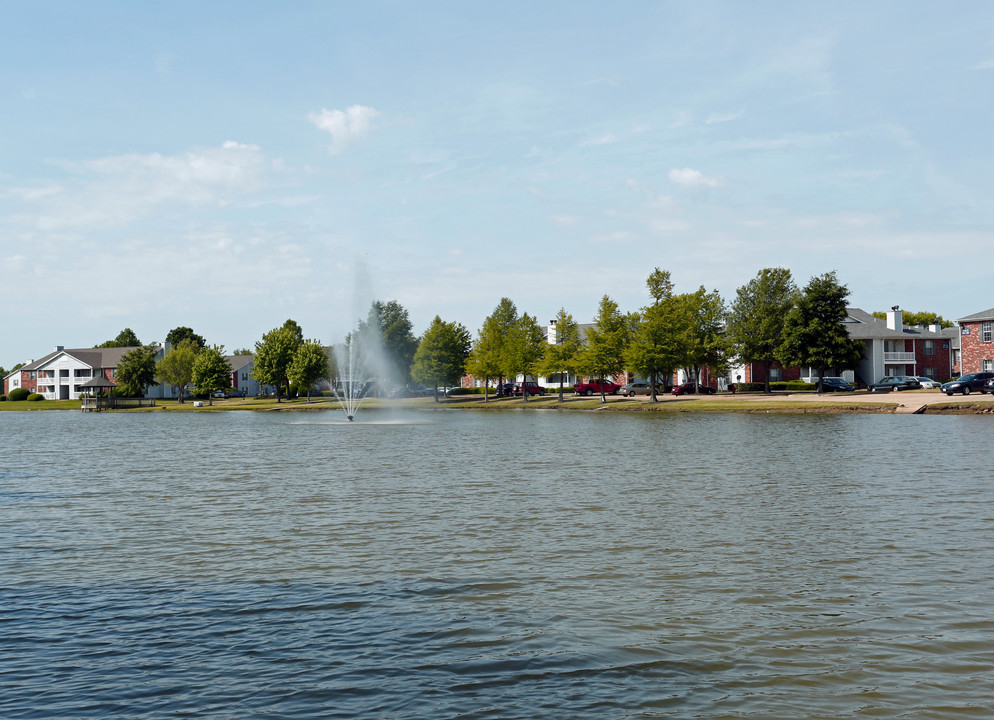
[915,376,941,389]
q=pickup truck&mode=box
[574,379,621,396]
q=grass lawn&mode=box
[2,390,987,414]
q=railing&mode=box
[883,351,916,363]
[81,397,157,411]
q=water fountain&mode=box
[330,263,391,423]
[333,335,363,422]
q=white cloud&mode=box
[14,143,269,232]
[308,105,379,154]
[668,168,724,188]
[550,214,578,227]
[706,109,744,124]
[580,132,620,146]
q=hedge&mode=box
[8,387,30,401]
[736,381,818,392]
[26,393,44,401]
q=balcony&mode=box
[883,351,916,363]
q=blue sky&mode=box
[3,2,993,368]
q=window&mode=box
[924,340,935,356]
[984,360,994,372]
[29,371,36,380]
[884,340,900,352]
[923,367,936,379]
[242,373,248,381]
[983,322,993,343]
[769,368,782,381]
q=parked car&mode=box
[495,382,516,397]
[621,382,651,396]
[914,377,941,389]
[820,377,855,392]
[941,372,994,395]
[227,390,245,398]
[513,381,546,396]
[672,383,717,396]
[868,376,922,393]
[574,379,622,396]
[985,378,994,394]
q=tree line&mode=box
[4,268,952,399]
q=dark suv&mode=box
[941,372,994,395]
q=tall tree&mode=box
[579,295,630,403]
[536,308,582,401]
[726,268,797,394]
[503,313,546,403]
[165,326,206,350]
[192,345,232,406]
[98,328,142,348]
[358,301,419,386]
[676,287,728,387]
[253,326,302,402]
[116,344,159,397]
[626,269,681,401]
[411,316,472,402]
[467,298,519,401]
[779,271,863,392]
[155,339,200,403]
[281,319,304,345]
[289,339,331,402]
[231,348,253,355]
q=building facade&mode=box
[956,308,994,375]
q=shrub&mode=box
[736,381,817,393]
[8,387,30,401]
[26,393,44,402]
[0,394,6,401]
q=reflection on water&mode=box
[2,409,994,718]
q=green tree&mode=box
[579,295,630,403]
[467,298,519,401]
[98,328,142,348]
[155,339,200,403]
[289,339,331,402]
[503,313,546,403]
[411,316,472,402]
[537,308,582,401]
[165,326,206,350]
[357,301,418,386]
[253,326,302,402]
[192,345,232,406]
[116,344,159,397]
[779,271,863,392]
[281,318,304,345]
[625,269,681,401]
[676,287,728,387]
[232,348,253,355]
[726,268,797,394]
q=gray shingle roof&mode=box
[843,308,948,340]
[957,307,994,323]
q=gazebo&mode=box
[79,375,118,411]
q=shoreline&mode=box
[5,390,994,414]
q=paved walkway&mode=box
[779,390,994,414]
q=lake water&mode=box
[2,407,993,719]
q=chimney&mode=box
[55,345,64,352]
[886,307,903,332]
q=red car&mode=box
[671,383,717,396]
[574,380,621,396]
